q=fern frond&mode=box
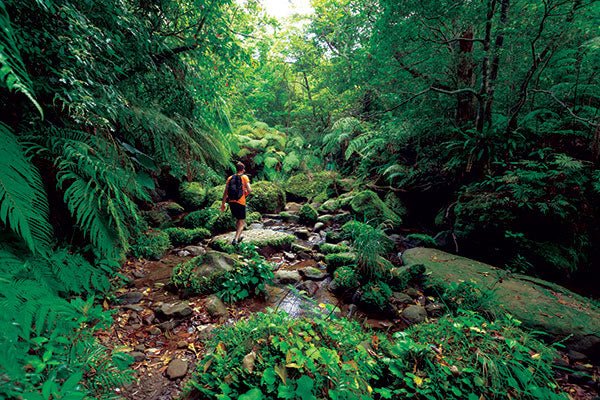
[0,123,53,255]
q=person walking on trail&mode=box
[220,162,252,245]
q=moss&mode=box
[319,243,351,254]
[389,263,426,291]
[285,171,339,201]
[140,209,171,228]
[384,192,407,220]
[406,233,437,247]
[164,227,211,246]
[248,181,286,213]
[171,252,239,295]
[183,208,220,230]
[348,190,402,227]
[298,204,318,225]
[130,230,171,260]
[279,211,299,223]
[324,252,357,272]
[211,211,236,234]
[179,181,207,209]
[246,211,262,225]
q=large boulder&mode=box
[248,181,286,214]
[318,190,403,228]
[211,229,295,251]
[403,247,600,359]
[171,251,240,295]
[285,171,339,202]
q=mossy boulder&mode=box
[403,247,600,359]
[164,227,210,246]
[183,208,220,230]
[384,193,407,220]
[179,181,207,209]
[298,204,318,225]
[318,190,402,228]
[324,252,357,272]
[140,209,171,228]
[285,171,338,202]
[319,243,351,254]
[171,251,240,295]
[211,229,295,252]
[248,181,286,214]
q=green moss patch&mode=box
[248,181,286,213]
[163,227,210,246]
[285,171,339,201]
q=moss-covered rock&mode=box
[183,208,220,230]
[360,280,393,313]
[319,243,351,254]
[246,211,262,225]
[331,265,359,292]
[211,229,295,252]
[348,190,402,227]
[171,251,240,295]
[285,171,338,201]
[130,230,171,260]
[164,227,211,246]
[298,204,318,225]
[140,209,171,228]
[403,247,600,358]
[278,211,299,223]
[384,192,407,220]
[324,252,357,272]
[179,181,207,209]
[248,181,286,213]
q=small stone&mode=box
[129,351,146,362]
[404,288,420,298]
[166,359,188,380]
[274,270,302,284]
[248,223,264,230]
[148,327,161,335]
[291,243,312,253]
[299,266,327,281]
[177,340,188,349]
[313,222,325,232]
[332,212,352,223]
[196,324,216,340]
[402,305,428,324]
[298,280,319,296]
[158,320,178,331]
[156,302,193,319]
[283,251,297,261]
[205,295,228,319]
[294,229,310,240]
[117,291,143,305]
[183,245,206,257]
[177,250,191,257]
[285,202,303,213]
[123,304,144,312]
[425,303,444,317]
[392,292,413,305]
[134,344,145,352]
[567,350,587,362]
[317,214,334,223]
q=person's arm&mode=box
[220,179,229,212]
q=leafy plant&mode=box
[164,227,210,246]
[360,280,393,312]
[343,221,394,279]
[130,230,171,260]
[331,265,359,292]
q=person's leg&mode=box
[235,219,245,241]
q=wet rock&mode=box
[177,250,191,257]
[166,359,188,380]
[177,340,188,349]
[155,302,193,319]
[279,212,299,223]
[264,285,286,302]
[274,270,302,284]
[212,229,295,250]
[183,245,206,257]
[291,243,312,253]
[425,303,444,317]
[314,253,325,262]
[294,228,310,240]
[313,222,325,232]
[392,292,413,305]
[332,212,352,224]
[317,214,334,223]
[205,295,228,319]
[300,266,327,281]
[117,291,143,305]
[567,350,588,362]
[298,280,319,296]
[283,251,297,261]
[285,202,303,213]
[123,304,144,312]
[248,223,264,230]
[402,305,427,324]
[347,304,358,318]
[129,351,146,362]
[328,279,339,292]
[196,324,216,340]
[403,287,420,298]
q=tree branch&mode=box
[532,89,599,127]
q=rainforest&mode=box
[0,0,599,399]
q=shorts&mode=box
[229,202,246,220]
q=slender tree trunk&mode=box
[302,71,318,120]
[476,0,497,132]
[456,27,476,125]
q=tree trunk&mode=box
[456,27,476,125]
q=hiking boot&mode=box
[231,238,237,246]
[238,236,244,243]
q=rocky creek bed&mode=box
[97,204,600,399]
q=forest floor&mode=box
[96,209,600,400]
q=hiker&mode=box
[220,162,252,245]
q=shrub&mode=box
[179,181,206,209]
[186,311,389,399]
[285,171,338,201]
[205,184,226,205]
[360,280,393,312]
[130,230,171,259]
[163,227,210,246]
[140,209,171,228]
[217,244,274,302]
[378,312,566,399]
[246,211,262,225]
[332,265,359,292]
[211,210,237,234]
[298,203,318,225]
[171,254,227,295]
[343,221,394,279]
[183,208,220,230]
[248,181,286,213]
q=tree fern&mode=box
[0,123,53,255]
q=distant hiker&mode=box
[220,162,252,245]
